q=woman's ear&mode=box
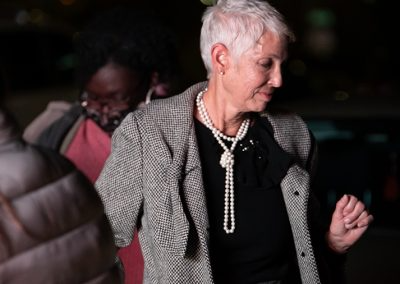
[150,72,160,87]
[211,43,229,75]
[149,72,170,98]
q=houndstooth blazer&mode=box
[96,82,322,284]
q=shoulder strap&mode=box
[36,103,82,151]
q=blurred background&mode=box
[1,0,399,283]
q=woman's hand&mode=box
[326,194,374,254]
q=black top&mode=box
[195,115,302,284]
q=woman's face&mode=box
[82,62,144,133]
[224,31,287,113]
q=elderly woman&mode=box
[96,0,373,283]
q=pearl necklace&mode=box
[196,89,250,234]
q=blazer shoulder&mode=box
[261,108,309,134]
[261,109,314,169]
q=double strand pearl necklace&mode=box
[196,89,250,234]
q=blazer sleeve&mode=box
[95,112,144,248]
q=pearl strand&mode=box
[196,89,250,234]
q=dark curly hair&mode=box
[74,6,180,98]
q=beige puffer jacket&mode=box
[0,107,122,284]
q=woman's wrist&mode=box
[325,231,350,254]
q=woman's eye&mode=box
[115,95,130,102]
[88,94,99,101]
[261,60,273,69]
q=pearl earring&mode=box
[219,71,224,75]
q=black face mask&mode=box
[82,107,132,135]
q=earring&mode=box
[145,87,155,104]
[219,70,224,75]
[80,92,88,107]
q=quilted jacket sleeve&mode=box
[0,107,122,284]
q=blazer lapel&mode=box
[154,82,210,257]
[178,82,210,252]
[184,125,210,247]
[281,165,320,284]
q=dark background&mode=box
[1,0,398,100]
[1,1,399,283]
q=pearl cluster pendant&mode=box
[196,89,250,234]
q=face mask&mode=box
[82,106,132,134]
[80,91,132,135]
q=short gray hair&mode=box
[200,0,295,77]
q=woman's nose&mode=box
[268,66,283,88]
[98,104,111,124]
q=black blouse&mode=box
[195,115,302,284]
